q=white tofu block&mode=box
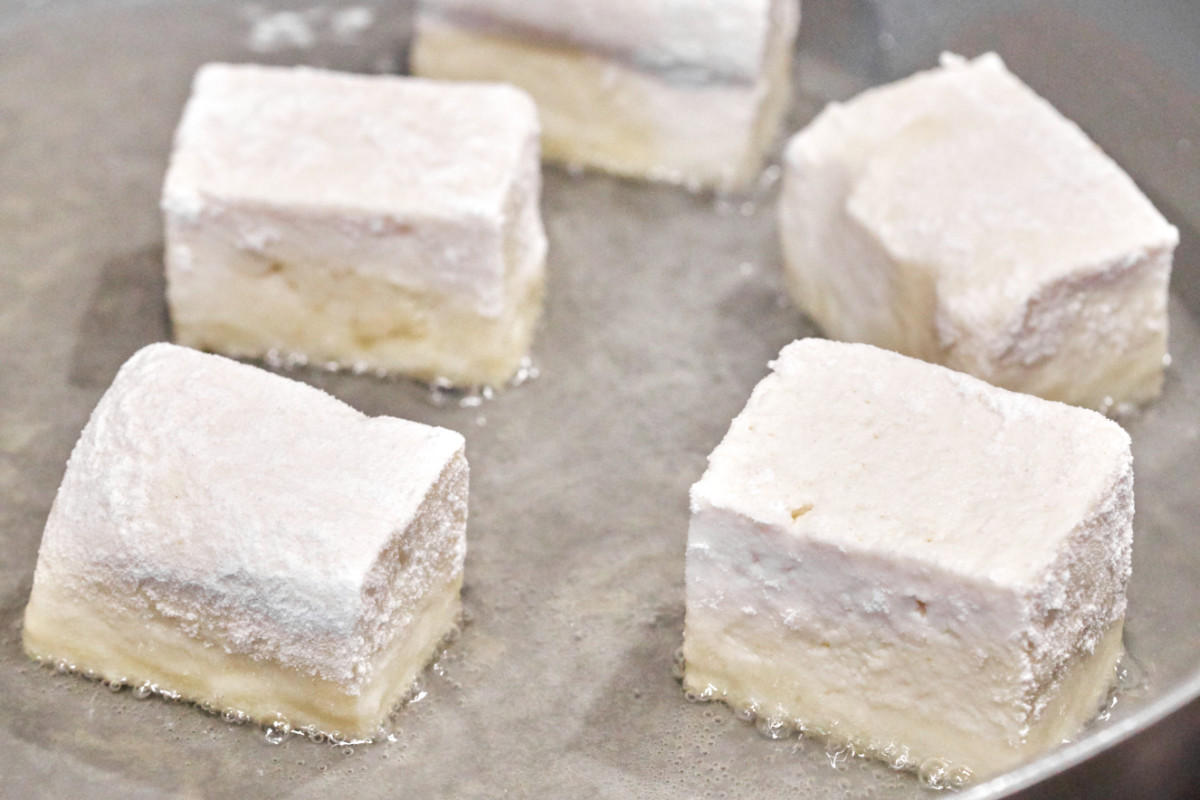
[779,53,1177,409]
[23,343,468,739]
[412,0,800,191]
[684,338,1133,780]
[163,64,547,388]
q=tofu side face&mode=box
[682,338,1133,776]
[779,53,1177,408]
[162,64,547,386]
[412,0,800,190]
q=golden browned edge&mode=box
[23,575,463,740]
[681,619,1125,781]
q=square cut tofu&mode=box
[683,338,1133,780]
[411,0,800,191]
[163,63,547,388]
[779,52,1178,409]
[22,343,468,740]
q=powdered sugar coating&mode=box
[30,343,467,688]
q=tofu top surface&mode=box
[419,0,795,82]
[36,343,465,638]
[691,338,1132,588]
[162,63,538,222]
[785,53,1178,331]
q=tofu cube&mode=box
[684,338,1133,779]
[163,64,547,388]
[779,53,1177,409]
[23,343,468,739]
[412,0,800,191]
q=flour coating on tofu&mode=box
[779,53,1177,408]
[412,0,800,191]
[684,338,1133,779]
[23,343,468,739]
[163,63,547,387]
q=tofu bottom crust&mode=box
[682,618,1124,779]
[167,245,544,388]
[23,575,462,740]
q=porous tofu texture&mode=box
[163,63,547,387]
[412,0,799,191]
[684,339,1133,780]
[23,343,468,739]
[779,52,1177,409]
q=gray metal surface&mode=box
[1,1,1197,798]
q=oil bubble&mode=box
[222,708,249,724]
[755,715,792,740]
[510,357,540,387]
[733,703,759,723]
[917,757,959,788]
[265,719,293,745]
